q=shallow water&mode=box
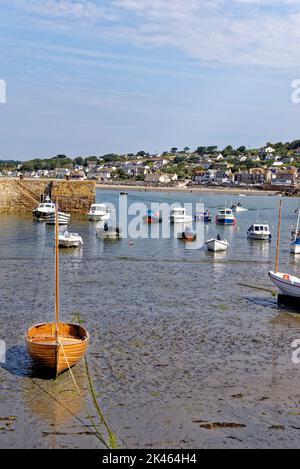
[1,190,300,448]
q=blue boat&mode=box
[195,210,212,223]
[215,208,236,225]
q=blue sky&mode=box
[1,0,300,160]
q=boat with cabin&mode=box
[247,223,271,241]
[87,203,110,221]
[215,208,236,225]
[32,196,55,220]
[170,207,193,223]
[195,210,212,223]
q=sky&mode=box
[1,0,300,160]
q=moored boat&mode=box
[96,222,121,239]
[26,201,89,377]
[33,196,55,220]
[291,206,300,254]
[205,236,229,252]
[231,203,248,213]
[170,207,193,223]
[215,208,236,225]
[87,203,110,221]
[46,211,70,225]
[58,231,83,248]
[247,223,271,241]
[195,210,212,223]
[181,228,197,241]
[269,271,300,299]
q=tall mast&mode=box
[275,200,283,274]
[294,204,300,242]
[55,197,60,340]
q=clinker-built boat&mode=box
[26,200,89,377]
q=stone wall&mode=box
[0,178,95,213]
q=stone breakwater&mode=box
[0,178,95,213]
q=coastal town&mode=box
[2,140,300,193]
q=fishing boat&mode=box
[291,207,300,254]
[33,196,55,220]
[87,203,110,221]
[143,209,162,224]
[231,203,248,213]
[46,211,70,225]
[247,223,271,241]
[26,201,89,377]
[195,210,212,223]
[96,222,121,239]
[215,208,236,225]
[58,231,83,248]
[269,271,300,299]
[170,207,193,223]
[205,236,229,252]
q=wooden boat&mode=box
[26,200,89,377]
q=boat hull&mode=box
[216,217,235,225]
[59,240,82,248]
[170,215,193,223]
[269,271,300,299]
[248,233,271,240]
[26,323,89,376]
[205,238,229,252]
[291,242,300,254]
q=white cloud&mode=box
[4,0,300,68]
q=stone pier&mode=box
[0,178,96,213]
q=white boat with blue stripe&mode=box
[215,208,236,225]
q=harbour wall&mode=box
[0,178,96,213]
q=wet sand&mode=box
[1,192,300,448]
[96,183,276,196]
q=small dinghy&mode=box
[181,228,197,242]
[205,236,229,252]
[58,231,83,248]
[26,201,89,377]
[46,211,70,225]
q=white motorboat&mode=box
[87,203,110,221]
[215,208,236,225]
[205,237,229,252]
[269,271,300,299]
[231,203,248,213]
[96,222,121,239]
[46,211,70,225]
[58,231,83,248]
[33,196,55,220]
[247,223,271,240]
[170,207,193,223]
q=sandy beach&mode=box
[96,183,277,197]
